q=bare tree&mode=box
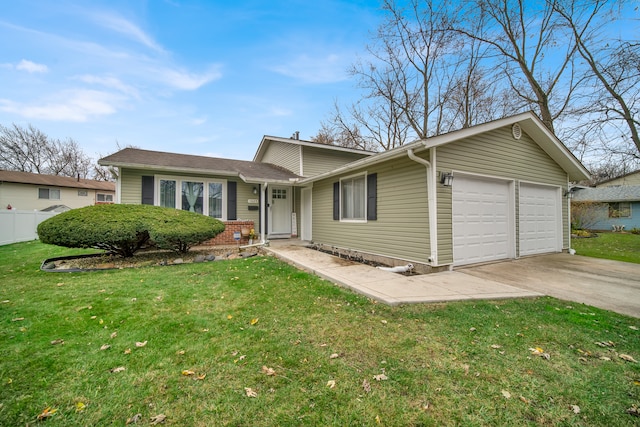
[553,0,639,156]
[317,0,517,151]
[0,123,92,178]
[317,0,461,150]
[455,0,581,133]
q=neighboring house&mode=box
[571,186,640,231]
[596,170,640,187]
[99,111,590,270]
[0,170,115,211]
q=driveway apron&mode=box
[459,253,640,318]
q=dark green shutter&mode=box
[141,176,154,205]
[333,182,340,220]
[227,181,237,220]
[367,173,377,221]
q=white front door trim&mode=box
[301,187,312,241]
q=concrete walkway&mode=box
[264,241,640,318]
[264,242,541,305]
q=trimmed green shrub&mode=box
[37,204,225,257]
[149,207,225,254]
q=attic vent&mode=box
[512,123,522,140]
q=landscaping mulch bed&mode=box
[41,246,262,272]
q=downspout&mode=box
[407,147,438,266]
[260,182,268,244]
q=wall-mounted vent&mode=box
[512,123,522,140]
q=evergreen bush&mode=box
[37,204,225,257]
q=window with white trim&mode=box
[341,174,366,221]
[157,176,226,219]
[38,188,60,200]
[97,193,113,202]
[609,202,631,218]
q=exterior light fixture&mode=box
[564,188,575,199]
[252,186,258,195]
[440,172,454,187]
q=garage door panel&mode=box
[519,184,561,256]
[453,176,511,266]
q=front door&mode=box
[269,186,292,237]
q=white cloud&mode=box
[156,66,223,90]
[15,59,49,73]
[75,74,139,98]
[190,117,207,125]
[270,53,348,84]
[0,89,123,122]
[91,12,165,54]
[267,106,293,117]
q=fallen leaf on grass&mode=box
[501,390,511,399]
[529,347,550,360]
[75,402,86,413]
[491,344,502,349]
[36,407,57,421]
[627,405,640,417]
[110,366,126,373]
[245,387,258,397]
[599,356,611,361]
[182,370,195,376]
[620,354,638,363]
[195,373,207,380]
[250,318,259,325]
[150,413,166,425]
[110,332,117,339]
[327,380,336,389]
[11,317,24,322]
[629,326,638,331]
[519,396,530,404]
[373,374,388,381]
[329,353,340,359]
[126,413,142,424]
[124,348,131,354]
[262,366,276,376]
[50,339,64,345]
[570,405,580,414]
[362,379,371,393]
[595,341,615,347]
[135,341,147,348]
[100,344,111,351]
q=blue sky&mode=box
[0,1,383,162]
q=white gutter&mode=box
[407,147,438,266]
[260,182,268,244]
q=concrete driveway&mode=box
[458,253,640,318]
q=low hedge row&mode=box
[37,204,225,257]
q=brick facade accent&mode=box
[202,220,256,246]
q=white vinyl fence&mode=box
[0,210,59,246]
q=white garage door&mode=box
[519,183,561,256]
[453,175,512,266]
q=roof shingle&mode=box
[99,148,300,183]
[0,170,115,191]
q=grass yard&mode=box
[1,241,639,426]
[572,232,640,264]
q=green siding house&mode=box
[99,111,590,271]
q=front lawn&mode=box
[1,241,639,426]
[572,232,640,264]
